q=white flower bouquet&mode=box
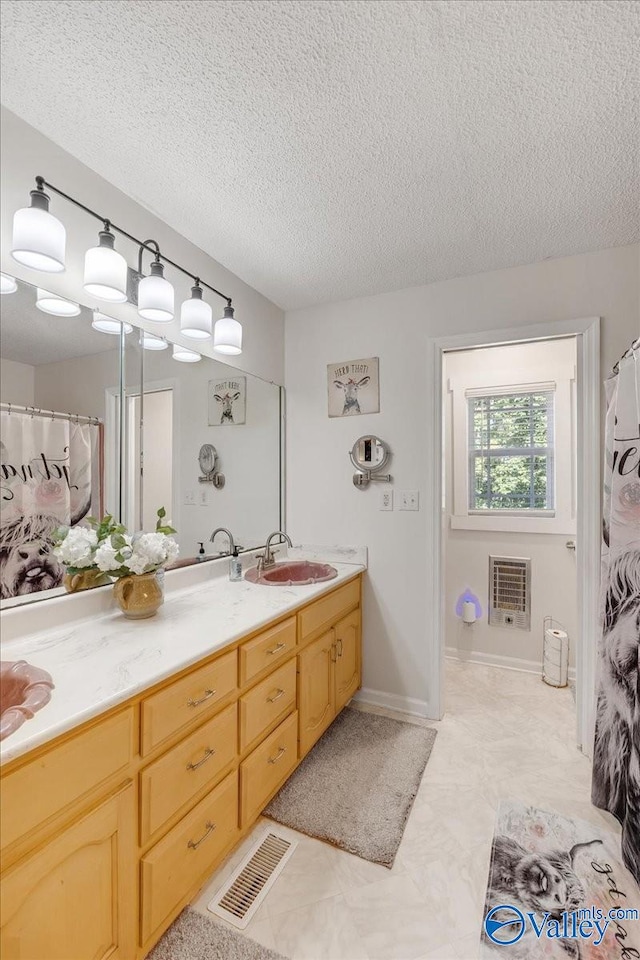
[54,508,178,579]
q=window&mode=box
[467,389,554,513]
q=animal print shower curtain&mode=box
[0,410,102,599]
[592,340,640,885]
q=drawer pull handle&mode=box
[188,689,216,707]
[267,688,285,703]
[186,747,216,771]
[267,642,286,655]
[268,746,286,764]
[336,638,343,657]
[187,821,216,850]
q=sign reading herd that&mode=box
[327,357,380,418]
[208,377,246,426]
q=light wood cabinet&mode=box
[0,573,361,960]
[1,784,135,960]
[298,630,336,757]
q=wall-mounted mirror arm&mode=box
[198,443,225,488]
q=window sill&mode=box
[450,514,577,535]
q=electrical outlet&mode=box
[199,486,209,506]
[380,489,394,511]
[184,489,196,506]
[398,490,419,511]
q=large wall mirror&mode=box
[0,277,283,607]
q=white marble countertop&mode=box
[0,546,366,765]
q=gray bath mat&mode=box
[147,908,287,960]
[264,707,437,867]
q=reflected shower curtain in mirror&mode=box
[0,409,103,599]
[592,340,640,884]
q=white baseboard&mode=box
[445,646,576,681]
[353,687,431,719]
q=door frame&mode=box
[425,317,600,755]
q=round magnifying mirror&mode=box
[198,443,218,477]
[350,436,390,472]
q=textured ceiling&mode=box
[1,0,638,310]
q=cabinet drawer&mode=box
[139,703,237,845]
[239,659,296,754]
[0,708,134,853]
[141,650,237,756]
[298,578,360,642]
[240,711,298,827]
[239,617,296,687]
[140,770,239,945]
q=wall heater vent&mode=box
[489,556,531,630]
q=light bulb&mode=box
[36,288,81,317]
[138,259,174,322]
[213,304,242,355]
[11,187,66,273]
[172,344,201,362]
[83,226,128,302]
[141,332,168,350]
[180,284,212,339]
[0,273,18,294]
[92,311,133,335]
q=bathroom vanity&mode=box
[0,557,364,959]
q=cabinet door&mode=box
[1,785,135,960]
[298,629,336,757]
[334,609,361,713]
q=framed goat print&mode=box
[208,376,246,426]
[327,357,380,417]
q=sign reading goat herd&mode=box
[208,377,247,426]
[327,357,380,418]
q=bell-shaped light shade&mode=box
[11,189,66,273]
[138,260,174,322]
[172,344,201,363]
[213,304,242,355]
[92,311,133,335]
[84,227,128,302]
[180,284,212,339]
[141,331,168,351]
[0,273,18,294]
[36,288,81,317]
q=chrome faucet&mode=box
[258,531,293,574]
[210,527,235,556]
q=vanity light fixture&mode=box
[137,255,174,323]
[0,273,18,294]
[180,282,212,340]
[84,223,128,302]
[36,288,81,317]
[12,176,243,354]
[172,344,201,362]
[11,181,66,273]
[92,310,133,335]
[141,331,168,350]
[213,303,243,355]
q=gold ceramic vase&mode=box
[113,572,163,619]
[64,569,112,593]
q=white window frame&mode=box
[449,373,576,535]
[466,383,556,515]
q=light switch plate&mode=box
[199,486,209,506]
[399,490,419,511]
[184,489,196,506]
[379,489,394,511]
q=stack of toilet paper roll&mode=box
[543,627,569,687]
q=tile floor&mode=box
[191,660,621,960]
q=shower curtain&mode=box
[592,340,640,884]
[0,410,103,599]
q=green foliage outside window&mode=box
[468,392,554,511]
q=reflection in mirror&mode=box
[0,277,122,605]
[138,347,281,567]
